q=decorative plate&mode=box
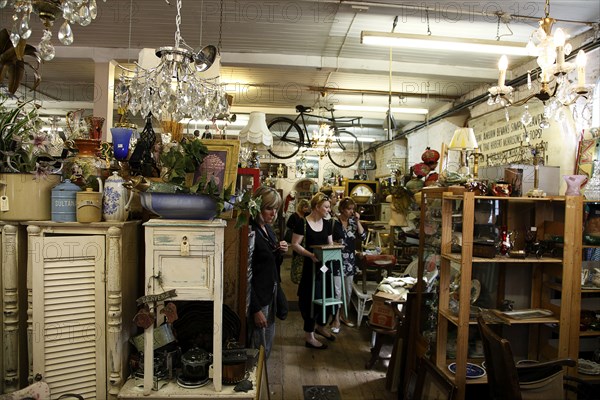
[471,279,481,304]
[448,362,486,379]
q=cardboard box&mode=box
[369,291,403,329]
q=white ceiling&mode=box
[3,0,600,145]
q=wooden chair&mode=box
[476,316,593,400]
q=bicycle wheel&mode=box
[267,117,303,159]
[328,130,361,168]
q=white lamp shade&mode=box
[239,112,273,148]
[449,128,478,149]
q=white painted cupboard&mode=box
[25,221,140,400]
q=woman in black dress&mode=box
[291,192,336,349]
[248,186,287,358]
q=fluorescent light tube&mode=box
[361,31,529,56]
[334,104,428,115]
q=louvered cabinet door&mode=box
[31,235,106,400]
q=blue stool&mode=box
[311,244,346,324]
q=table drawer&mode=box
[151,229,216,249]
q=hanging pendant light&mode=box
[122,0,230,123]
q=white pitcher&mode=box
[102,171,134,222]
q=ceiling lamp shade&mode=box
[239,112,273,148]
[449,128,478,149]
[361,31,529,56]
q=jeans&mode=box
[248,304,275,359]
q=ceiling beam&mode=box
[51,46,500,81]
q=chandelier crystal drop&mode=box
[121,0,230,123]
[487,0,595,129]
[1,0,106,61]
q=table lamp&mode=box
[449,127,481,178]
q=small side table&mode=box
[311,244,346,324]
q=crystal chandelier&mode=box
[487,0,594,127]
[121,0,229,123]
[308,123,334,158]
[1,0,106,61]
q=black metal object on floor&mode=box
[303,385,342,400]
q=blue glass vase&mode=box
[110,127,133,161]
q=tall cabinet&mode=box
[572,200,600,383]
[26,221,140,400]
[141,219,226,395]
[434,193,579,400]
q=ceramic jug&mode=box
[103,171,134,222]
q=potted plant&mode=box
[135,138,258,225]
[0,93,69,220]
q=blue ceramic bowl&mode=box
[139,192,217,220]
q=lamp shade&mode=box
[449,128,478,149]
[239,112,273,148]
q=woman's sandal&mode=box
[340,318,355,327]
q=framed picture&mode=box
[237,167,260,195]
[296,156,319,178]
[195,139,240,193]
[413,357,456,400]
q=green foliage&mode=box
[159,138,236,218]
[159,139,209,188]
[232,190,262,229]
[0,94,65,176]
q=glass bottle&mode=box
[499,225,511,256]
[583,160,600,201]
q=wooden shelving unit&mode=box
[570,200,600,384]
[434,193,580,400]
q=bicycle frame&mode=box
[267,105,362,168]
[288,107,362,146]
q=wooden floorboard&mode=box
[265,256,397,400]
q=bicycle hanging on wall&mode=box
[267,105,362,169]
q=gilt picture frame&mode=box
[196,139,240,193]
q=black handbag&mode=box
[275,282,288,320]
